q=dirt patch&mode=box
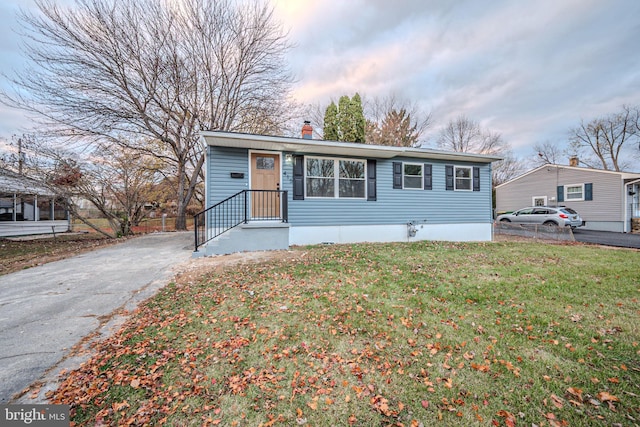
[0,233,122,276]
[172,248,307,284]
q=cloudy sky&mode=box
[2,0,640,165]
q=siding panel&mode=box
[286,155,492,226]
[496,166,623,222]
[207,146,249,205]
[208,148,494,227]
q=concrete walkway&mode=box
[0,232,194,403]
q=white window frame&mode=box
[402,162,423,190]
[565,183,584,201]
[304,156,366,199]
[454,166,472,191]
[532,196,547,206]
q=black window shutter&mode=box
[392,162,402,189]
[424,164,432,190]
[367,159,377,201]
[293,155,304,200]
[445,165,454,190]
[585,183,593,201]
[557,185,564,203]
[473,166,480,191]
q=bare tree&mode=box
[532,140,565,166]
[437,115,523,186]
[364,94,432,146]
[492,151,524,187]
[436,115,506,155]
[569,105,639,171]
[2,0,294,230]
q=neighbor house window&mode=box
[403,163,423,189]
[532,196,547,206]
[306,157,365,198]
[565,184,584,201]
[454,166,472,190]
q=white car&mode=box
[497,206,584,229]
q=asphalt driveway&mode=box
[0,232,194,403]
[573,229,640,249]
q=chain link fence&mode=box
[493,221,575,242]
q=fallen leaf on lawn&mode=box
[421,400,429,409]
[130,378,141,389]
[597,391,619,402]
[551,394,564,409]
[496,409,516,427]
[112,401,129,412]
[566,387,583,406]
[306,397,318,410]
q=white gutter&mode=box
[201,131,503,164]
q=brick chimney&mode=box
[569,156,579,167]
[301,121,313,139]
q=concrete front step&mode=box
[194,221,290,256]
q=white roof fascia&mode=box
[494,164,548,189]
[496,163,640,189]
[201,131,502,163]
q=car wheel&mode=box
[500,218,511,222]
[542,221,557,227]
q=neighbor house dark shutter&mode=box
[557,185,564,203]
[473,166,480,191]
[585,183,593,201]
[445,165,454,190]
[423,164,432,190]
[392,162,402,189]
[293,155,304,200]
[367,159,377,201]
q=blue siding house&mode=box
[195,131,500,255]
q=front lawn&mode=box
[51,241,640,426]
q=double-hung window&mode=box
[306,157,365,198]
[454,166,472,191]
[565,184,584,201]
[403,163,423,189]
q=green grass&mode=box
[51,241,640,426]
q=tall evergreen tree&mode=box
[323,102,339,141]
[323,93,366,143]
[350,93,366,143]
[337,95,351,141]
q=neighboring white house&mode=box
[0,168,70,237]
[496,161,640,233]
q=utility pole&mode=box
[18,137,23,175]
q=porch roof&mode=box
[0,169,54,196]
[201,131,502,164]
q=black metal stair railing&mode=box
[194,190,288,251]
